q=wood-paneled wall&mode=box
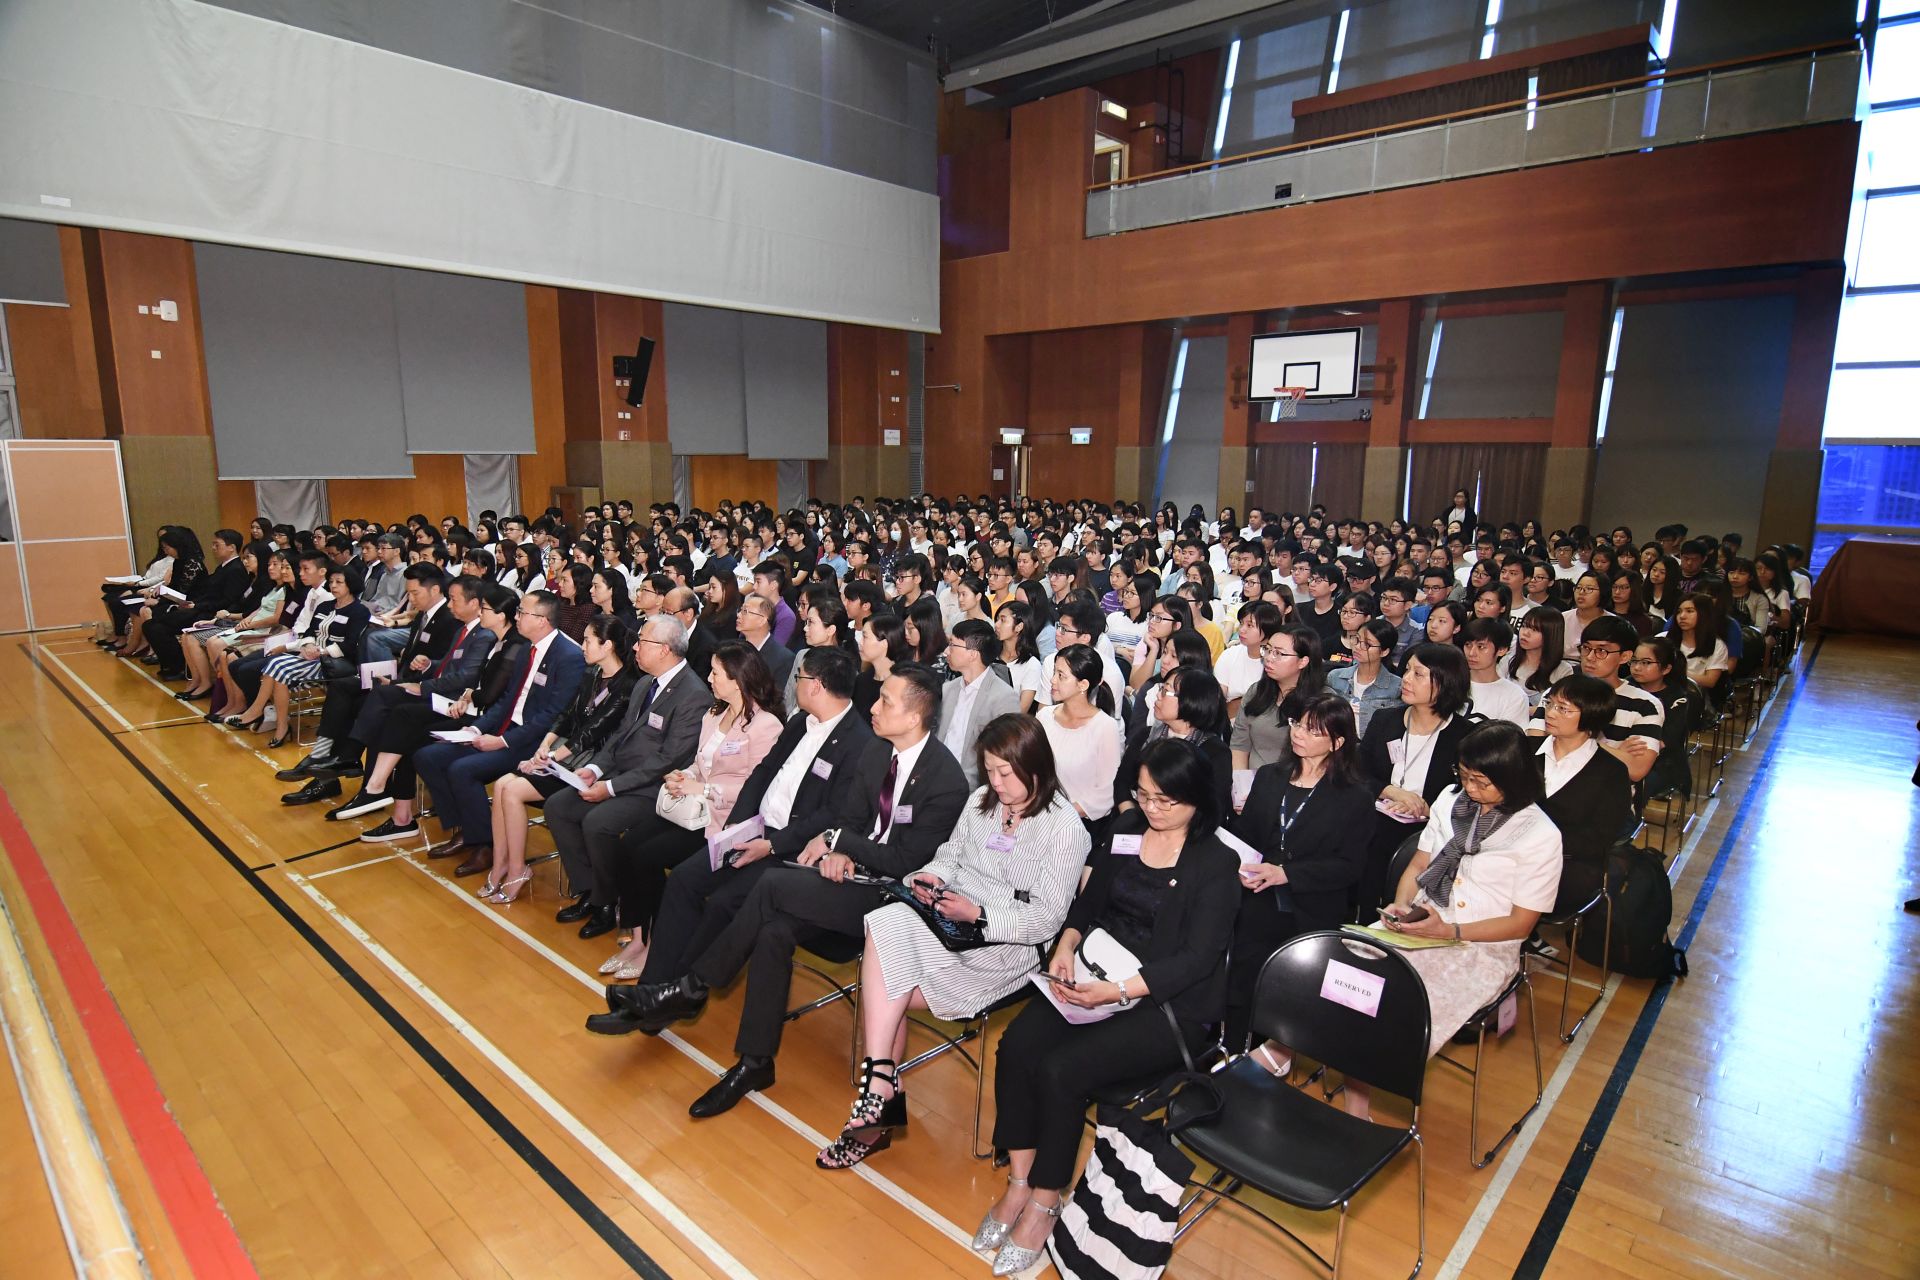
[330,455,469,525]
[690,455,777,510]
[79,231,214,439]
[5,301,104,439]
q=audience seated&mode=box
[940,620,1022,791]
[1037,644,1123,831]
[1325,617,1402,735]
[1535,675,1635,913]
[1230,625,1328,772]
[1114,667,1232,819]
[1357,641,1477,914]
[1461,617,1532,727]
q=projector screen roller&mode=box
[1249,327,1362,401]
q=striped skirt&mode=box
[262,654,326,688]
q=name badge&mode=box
[1110,834,1143,856]
[647,712,665,730]
[718,739,744,756]
[810,757,834,780]
[986,833,1017,853]
[893,804,913,825]
[451,648,464,659]
[532,671,548,686]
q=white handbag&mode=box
[654,779,710,830]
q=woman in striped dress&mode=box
[815,714,1089,1171]
[230,566,368,746]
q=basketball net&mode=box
[1274,387,1308,418]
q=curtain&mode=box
[1251,444,1315,514]
[253,479,329,531]
[463,454,520,527]
[1312,444,1368,520]
[1410,443,1547,528]
[672,454,693,514]
[776,459,810,512]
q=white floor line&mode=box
[72,642,293,770]
[302,851,407,880]
[127,715,207,731]
[391,855,977,1253]
[1433,725,1735,1280]
[34,645,137,733]
[285,872,758,1280]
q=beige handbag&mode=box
[654,776,710,830]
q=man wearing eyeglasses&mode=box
[1526,615,1663,784]
[1052,600,1124,711]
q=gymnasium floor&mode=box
[1,628,1915,1280]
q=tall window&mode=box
[1154,337,1191,506]
[1815,8,1920,569]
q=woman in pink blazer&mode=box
[596,641,786,979]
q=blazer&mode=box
[469,634,530,714]
[1064,813,1241,1025]
[593,663,712,801]
[548,664,640,757]
[1358,705,1476,807]
[1113,727,1231,816]
[833,736,972,881]
[748,636,795,708]
[395,601,464,670]
[186,556,250,617]
[474,632,588,749]
[416,622,498,700]
[314,601,371,662]
[685,705,786,834]
[730,705,876,857]
[938,671,1022,790]
[1229,765,1377,932]
[1538,744,1633,871]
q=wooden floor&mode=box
[0,629,1915,1279]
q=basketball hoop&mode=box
[1274,387,1309,418]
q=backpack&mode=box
[1577,844,1688,980]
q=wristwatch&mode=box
[823,828,842,852]
[975,907,989,932]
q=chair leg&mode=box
[1557,896,1611,1044]
[1409,1130,1427,1280]
[969,1011,996,1160]
[1331,1200,1348,1279]
[1471,976,1543,1169]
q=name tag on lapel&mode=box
[893,805,913,825]
[451,648,464,659]
[810,757,834,780]
[1110,834,1143,856]
[647,712,665,730]
[718,740,744,756]
[532,671,548,686]
[986,833,1017,853]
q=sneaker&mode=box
[359,818,420,843]
[328,790,393,821]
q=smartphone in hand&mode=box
[1380,904,1431,926]
[1041,972,1078,989]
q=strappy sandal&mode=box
[815,1057,905,1169]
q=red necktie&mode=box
[429,622,474,678]
[506,650,539,726]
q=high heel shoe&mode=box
[816,1058,904,1169]
[598,954,629,976]
[486,871,533,905]
[224,713,263,730]
[990,1199,1064,1277]
[477,876,502,899]
[265,729,293,749]
[972,1175,1030,1252]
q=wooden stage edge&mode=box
[1,627,1916,1280]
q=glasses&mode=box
[1285,718,1329,738]
[1578,642,1621,657]
[1338,607,1366,617]
[1542,699,1578,716]
[1628,656,1659,666]
[1149,613,1175,624]
[794,673,819,685]
[1381,594,1408,605]
[1131,789,1186,812]
[1260,644,1300,660]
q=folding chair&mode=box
[1533,886,1611,1042]
[1433,962,1543,1169]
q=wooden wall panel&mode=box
[690,455,777,510]
[0,549,26,633]
[82,231,213,439]
[521,285,569,517]
[940,141,1011,261]
[329,455,466,525]
[118,435,219,550]
[5,302,104,439]
[218,480,259,535]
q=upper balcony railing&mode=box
[1086,42,1865,238]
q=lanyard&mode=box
[1391,719,1446,791]
[1275,781,1317,860]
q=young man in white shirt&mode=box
[1461,617,1532,727]
[1527,615,1663,783]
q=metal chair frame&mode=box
[1433,966,1543,1168]
[1536,890,1612,1042]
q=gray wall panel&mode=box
[1159,336,1229,514]
[393,269,535,455]
[663,304,748,457]
[1424,311,1565,419]
[0,217,65,305]
[744,314,829,462]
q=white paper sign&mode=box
[359,659,398,689]
[883,428,902,446]
[431,692,459,715]
[430,726,482,743]
[1215,827,1264,867]
[1319,958,1385,1019]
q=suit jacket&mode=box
[548,665,640,758]
[475,632,588,749]
[186,556,250,617]
[938,671,1022,790]
[470,634,530,713]
[687,706,786,834]
[833,736,972,880]
[394,600,463,670]
[730,705,876,857]
[1229,767,1377,932]
[1358,705,1476,807]
[750,636,795,709]
[1538,745,1632,871]
[593,663,711,800]
[1065,814,1241,1024]
[417,622,498,700]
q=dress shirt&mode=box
[1538,736,1599,797]
[944,670,989,760]
[509,628,561,727]
[868,732,930,840]
[760,704,851,830]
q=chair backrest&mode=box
[1250,931,1431,1104]
[1384,829,1424,905]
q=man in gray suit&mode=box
[938,618,1021,790]
[737,594,794,710]
[548,614,711,938]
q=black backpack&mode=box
[1577,844,1689,980]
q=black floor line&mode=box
[23,644,674,1280]
[250,835,366,872]
[1512,640,1824,1278]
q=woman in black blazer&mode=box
[1225,691,1377,1050]
[1355,642,1479,916]
[1112,667,1233,820]
[1536,675,1634,913]
[978,739,1239,1274]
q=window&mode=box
[1870,20,1920,105]
[1154,338,1191,505]
[1864,102,1920,187]
[1855,192,1920,287]
[1594,306,1625,443]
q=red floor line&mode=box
[0,784,260,1279]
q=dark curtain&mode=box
[1252,444,1315,514]
[1313,444,1367,519]
[1410,443,1548,529]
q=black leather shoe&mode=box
[576,905,619,940]
[275,754,320,782]
[280,777,343,806]
[156,667,187,681]
[689,1057,774,1118]
[554,896,594,924]
[304,756,363,779]
[606,975,706,1024]
[584,1008,649,1037]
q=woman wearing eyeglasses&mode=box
[1356,642,1477,916]
[1113,667,1232,819]
[1230,625,1328,773]
[1561,571,1610,658]
[1329,591,1379,666]
[1325,617,1403,734]
[1535,674,1634,913]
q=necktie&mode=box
[875,753,900,841]
[506,651,539,726]
[636,678,659,721]
[428,622,473,678]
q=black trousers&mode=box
[636,845,782,984]
[350,682,419,753]
[145,605,198,669]
[316,674,368,759]
[103,588,142,635]
[687,866,883,1059]
[228,652,270,704]
[992,998,1206,1190]
[590,811,706,930]
[371,700,462,800]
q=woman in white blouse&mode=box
[993,599,1047,712]
[1037,644,1123,828]
[1670,592,1731,696]
[816,714,1089,1170]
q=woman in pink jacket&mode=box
[594,640,786,979]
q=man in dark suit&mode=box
[597,646,873,1002]
[321,576,497,822]
[589,664,970,1117]
[547,614,711,924]
[279,563,464,800]
[149,528,250,679]
[735,593,794,702]
[408,590,586,854]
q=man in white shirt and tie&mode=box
[589,666,971,1115]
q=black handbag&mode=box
[874,879,990,952]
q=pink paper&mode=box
[1319,958,1385,1018]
